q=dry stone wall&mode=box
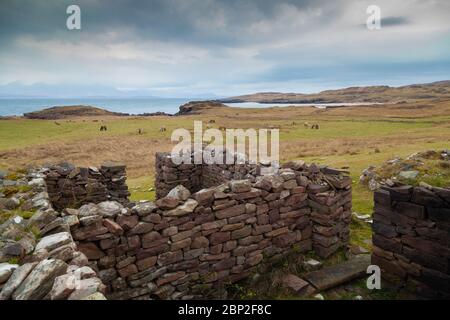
[70,158,351,300]
[45,162,130,211]
[372,184,450,298]
[1,155,352,300]
[0,168,106,300]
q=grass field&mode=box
[1,100,450,250]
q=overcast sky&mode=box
[0,0,449,97]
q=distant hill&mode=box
[23,106,129,119]
[218,80,450,104]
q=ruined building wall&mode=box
[40,155,352,300]
[155,152,262,199]
[45,162,130,211]
[372,185,450,298]
[155,153,203,199]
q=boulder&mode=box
[12,259,68,300]
[77,243,105,260]
[35,232,73,252]
[27,210,58,230]
[132,202,157,216]
[164,199,198,217]
[230,180,252,193]
[71,266,97,280]
[0,263,18,283]
[68,278,105,300]
[69,252,89,267]
[97,201,123,218]
[78,204,99,217]
[0,262,37,300]
[50,274,77,300]
[156,196,179,210]
[167,185,191,201]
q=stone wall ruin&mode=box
[372,184,450,298]
[30,154,353,300]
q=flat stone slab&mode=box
[304,255,370,291]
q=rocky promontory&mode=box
[24,106,129,119]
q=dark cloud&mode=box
[0,0,338,45]
[381,16,410,27]
[0,0,449,96]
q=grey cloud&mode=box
[381,16,410,27]
[0,0,449,96]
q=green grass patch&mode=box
[0,185,33,197]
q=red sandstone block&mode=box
[200,252,230,261]
[194,213,215,225]
[228,213,253,224]
[202,219,227,231]
[233,244,258,256]
[264,193,279,201]
[223,240,237,252]
[292,186,306,194]
[157,250,183,266]
[371,254,406,279]
[129,222,154,235]
[245,253,263,267]
[171,230,192,242]
[184,248,204,260]
[268,209,280,223]
[72,223,109,241]
[232,189,262,201]
[253,225,272,235]
[103,219,124,236]
[171,238,192,251]
[372,234,402,254]
[279,206,292,213]
[118,264,138,278]
[78,242,105,260]
[312,233,339,248]
[280,208,309,219]
[221,223,245,232]
[137,244,170,260]
[116,214,139,231]
[170,260,200,272]
[266,227,289,238]
[213,200,237,211]
[313,242,341,258]
[127,235,141,250]
[273,233,297,247]
[153,220,169,231]
[162,226,178,237]
[256,203,269,214]
[372,221,398,238]
[142,213,162,224]
[210,244,223,255]
[213,257,236,271]
[238,235,263,246]
[156,271,186,286]
[191,236,209,249]
[215,204,246,219]
[136,256,157,271]
[99,237,120,250]
[257,214,269,225]
[209,232,231,245]
[231,226,252,239]
[394,202,425,219]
